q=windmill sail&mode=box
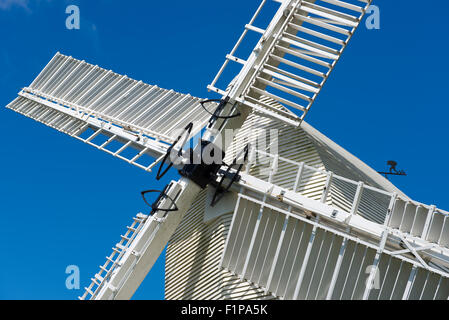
[7,53,213,171]
[209,0,373,126]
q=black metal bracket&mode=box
[156,122,193,181]
[141,184,179,217]
[201,97,241,128]
[210,144,250,207]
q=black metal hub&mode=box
[179,140,225,189]
[154,97,248,206]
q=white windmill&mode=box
[6,0,449,300]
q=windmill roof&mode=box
[301,121,409,199]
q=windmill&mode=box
[6,0,449,300]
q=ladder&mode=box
[80,213,149,300]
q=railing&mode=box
[249,149,449,249]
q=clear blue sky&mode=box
[0,0,448,300]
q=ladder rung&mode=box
[245,24,265,34]
[129,162,148,171]
[112,247,121,254]
[100,134,117,148]
[129,147,148,163]
[106,256,117,264]
[116,243,126,250]
[115,153,132,163]
[135,213,148,221]
[99,265,109,273]
[145,157,163,172]
[72,123,89,137]
[95,273,104,283]
[114,141,132,156]
[85,129,103,142]
[84,287,94,296]
[226,54,246,65]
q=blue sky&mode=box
[0,0,448,300]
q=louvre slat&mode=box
[301,1,359,26]
[289,23,346,45]
[282,35,339,60]
[318,0,364,13]
[257,77,312,102]
[293,13,351,36]
[261,68,320,93]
